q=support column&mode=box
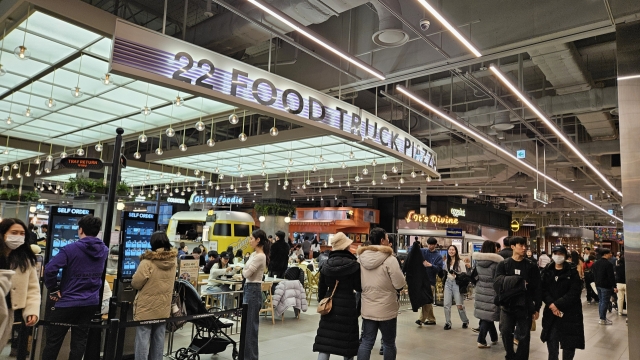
[616,20,640,354]
[259,177,292,238]
[419,187,427,230]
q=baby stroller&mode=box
[173,279,238,360]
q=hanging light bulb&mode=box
[229,113,239,124]
[341,162,347,169]
[305,179,311,185]
[45,155,53,162]
[285,168,290,174]
[165,127,176,137]
[95,143,103,152]
[382,173,388,180]
[371,159,377,166]
[14,45,30,60]
[59,151,67,159]
[346,180,351,187]
[34,158,40,165]
[193,169,200,176]
[76,148,85,156]
[5,116,11,125]
[174,188,179,193]
[349,151,355,159]
[288,158,294,165]
[329,177,334,183]
[179,143,187,151]
[45,98,56,109]
[362,168,369,175]
[138,133,148,143]
[319,155,324,162]
[7,175,13,180]
[133,152,141,159]
[261,171,266,177]
[355,175,360,182]
[187,186,192,192]
[411,171,416,178]
[24,108,31,117]
[3,165,9,172]
[195,121,205,131]
[70,86,83,98]
[15,172,21,179]
[302,184,306,189]
[391,165,398,173]
[181,191,185,196]
[312,165,317,172]
[371,179,376,185]
[237,164,242,171]
[323,182,327,188]
[270,126,279,136]
[155,147,163,155]
[0,65,5,76]
[399,178,405,184]
[140,106,152,116]
[427,176,432,183]
[215,184,220,190]
[101,73,113,85]
[238,132,247,141]
[173,96,185,107]
[207,138,215,147]
[219,174,224,179]
[240,172,244,178]
[11,163,18,170]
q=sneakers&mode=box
[491,341,499,345]
[599,319,613,325]
[424,321,437,325]
[415,320,423,327]
[444,323,452,330]
[462,323,469,329]
[477,343,491,349]
[471,327,480,333]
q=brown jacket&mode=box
[132,248,178,321]
[357,245,406,321]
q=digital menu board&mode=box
[45,206,94,265]
[119,211,158,280]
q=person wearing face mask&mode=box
[0,218,40,358]
[42,215,109,360]
[540,246,584,360]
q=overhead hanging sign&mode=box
[516,150,526,159]
[404,210,459,225]
[450,208,466,217]
[510,220,520,232]
[446,228,463,237]
[59,157,104,170]
[110,20,438,174]
[188,192,244,206]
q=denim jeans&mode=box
[357,318,397,360]
[317,353,353,360]
[42,306,97,360]
[477,319,498,345]
[499,310,531,360]
[443,278,469,325]
[596,287,612,320]
[546,327,576,360]
[135,323,166,360]
[243,283,262,360]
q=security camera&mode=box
[419,19,430,31]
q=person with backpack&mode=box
[540,246,584,360]
[494,236,541,360]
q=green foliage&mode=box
[64,177,106,195]
[116,181,130,195]
[254,202,296,216]
[0,188,37,201]
[21,191,40,202]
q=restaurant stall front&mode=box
[288,207,379,251]
[530,226,595,254]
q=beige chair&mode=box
[259,282,282,324]
[305,269,319,304]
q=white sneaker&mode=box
[477,343,491,349]
[599,319,613,325]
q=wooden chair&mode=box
[259,282,276,324]
[304,269,319,304]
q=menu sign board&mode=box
[45,206,94,265]
[119,212,157,281]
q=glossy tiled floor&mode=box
[166,291,629,360]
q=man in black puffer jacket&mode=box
[593,248,617,325]
[268,230,290,279]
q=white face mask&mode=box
[5,235,25,250]
[552,254,565,265]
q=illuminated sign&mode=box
[167,197,186,204]
[446,228,463,237]
[59,157,104,170]
[188,193,244,206]
[404,210,459,225]
[510,220,520,232]
[533,189,549,204]
[55,207,91,215]
[516,150,526,159]
[111,20,437,173]
[450,208,466,217]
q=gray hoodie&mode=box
[357,245,406,321]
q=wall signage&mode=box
[404,210,460,225]
[446,228,463,237]
[510,220,520,232]
[188,192,244,206]
[167,197,187,204]
[450,208,466,217]
[110,20,437,173]
[516,150,526,159]
[60,157,104,170]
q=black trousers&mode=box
[12,309,30,360]
[546,327,576,360]
[42,306,97,360]
[499,310,531,360]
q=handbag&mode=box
[167,289,187,332]
[317,280,339,315]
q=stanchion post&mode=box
[103,319,120,360]
[84,317,103,360]
[115,301,130,360]
[238,304,248,360]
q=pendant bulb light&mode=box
[239,110,247,141]
[207,118,216,147]
[270,117,278,136]
[70,55,84,98]
[179,125,188,151]
[155,130,163,155]
[45,69,57,109]
[14,7,31,60]
[195,98,205,131]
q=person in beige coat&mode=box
[132,232,177,360]
[0,218,40,357]
[0,270,15,352]
[357,227,406,360]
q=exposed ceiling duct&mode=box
[189,0,368,55]
[528,43,595,95]
[369,0,409,48]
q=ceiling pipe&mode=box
[369,0,410,48]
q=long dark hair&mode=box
[150,231,172,251]
[217,252,230,269]
[570,250,583,265]
[480,240,496,254]
[0,218,37,272]
[251,229,271,266]
[446,245,460,272]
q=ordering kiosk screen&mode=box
[46,206,94,265]
[119,211,157,281]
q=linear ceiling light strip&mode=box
[396,85,623,223]
[247,0,385,80]
[489,65,622,197]
[415,0,482,57]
